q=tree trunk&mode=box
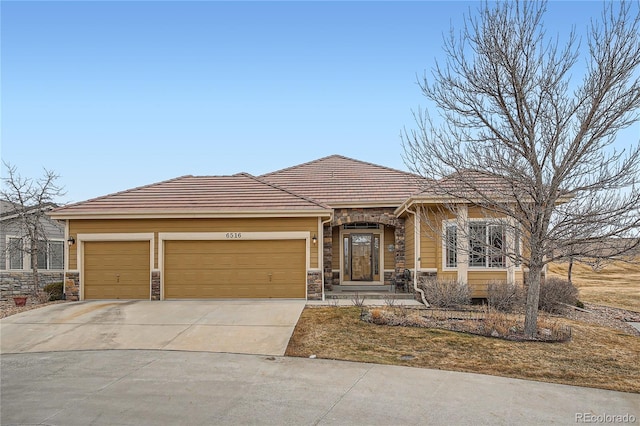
[567,257,573,284]
[31,242,39,296]
[524,263,544,338]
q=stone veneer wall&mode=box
[323,224,333,291]
[64,271,80,301]
[328,207,406,290]
[0,271,64,299]
[151,271,161,300]
[306,270,322,300]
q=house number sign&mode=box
[225,232,242,239]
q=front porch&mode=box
[323,207,409,292]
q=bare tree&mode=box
[1,162,65,295]
[402,1,640,338]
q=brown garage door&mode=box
[84,241,151,299]
[164,239,306,299]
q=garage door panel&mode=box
[164,240,306,299]
[84,241,150,300]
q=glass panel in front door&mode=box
[351,233,372,281]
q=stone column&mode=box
[456,205,469,283]
[64,271,80,301]
[394,219,406,290]
[151,271,161,300]
[323,224,333,291]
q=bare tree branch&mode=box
[1,161,66,294]
[402,0,640,338]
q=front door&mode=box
[343,233,380,282]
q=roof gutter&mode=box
[48,210,333,220]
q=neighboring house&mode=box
[50,155,522,301]
[1,200,65,297]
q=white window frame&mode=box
[33,239,65,271]
[442,219,516,271]
[6,236,25,270]
[445,225,457,268]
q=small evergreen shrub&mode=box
[43,282,64,301]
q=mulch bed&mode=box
[361,306,574,342]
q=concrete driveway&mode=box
[0,300,306,356]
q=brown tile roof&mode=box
[50,173,331,217]
[260,155,425,206]
[417,170,515,199]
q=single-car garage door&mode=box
[164,240,306,299]
[84,241,151,299]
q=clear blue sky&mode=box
[2,1,638,204]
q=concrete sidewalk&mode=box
[1,350,638,425]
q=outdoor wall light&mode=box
[312,234,317,245]
[67,236,76,246]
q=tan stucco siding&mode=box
[467,206,503,219]
[404,216,415,270]
[419,209,442,269]
[438,271,458,281]
[468,270,508,298]
[515,270,524,283]
[68,217,319,270]
[384,226,396,270]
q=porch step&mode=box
[325,292,415,300]
[325,285,414,299]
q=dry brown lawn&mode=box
[548,259,640,312]
[286,307,640,393]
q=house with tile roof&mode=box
[50,155,523,301]
[1,201,65,298]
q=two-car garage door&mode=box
[83,239,307,299]
[164,240,306,299]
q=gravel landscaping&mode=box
[0,299,68,319]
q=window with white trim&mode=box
[444,222,507,269]
[469,223,505,268]
[8,237,24,270]
[445,225,457,267]
[32,240,64,270]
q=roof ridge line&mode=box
[52,175,194,212]
[260,154,423,179]
[259,154,342,177]
[243,173,331,209]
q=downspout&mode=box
[406,207,429,307]
[63,219,69,300]
[320,214,334,301]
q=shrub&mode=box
[538,277,578,313]
[43,282,64,301]
[487,281,525,312]
[419,278,471,308]
[34,291,52,304]
[351,292,365,307]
